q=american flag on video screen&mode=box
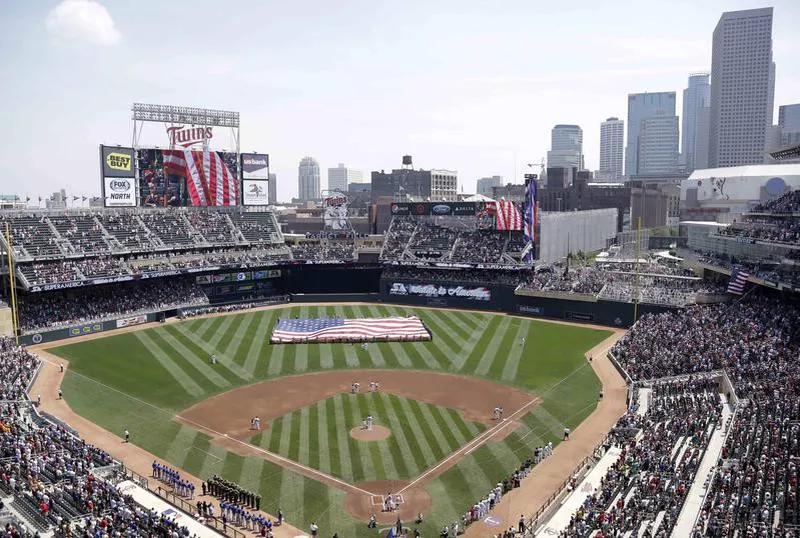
[272,317,430,342]
[162,150,238,206]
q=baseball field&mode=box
[46,304,612,537]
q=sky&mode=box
[0,0,798,204]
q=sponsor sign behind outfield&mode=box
[388,282,491,301]
[242,179,270,205]
[104,177,136,207]
[389,202,477,217]
[241,153,269,179]
[100,145,135,178]
[116,315,148,328]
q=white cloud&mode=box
[45,0,121,46]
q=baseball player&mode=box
[124,429,130,443]
[366,415,373,430]
[521,336,525,346]
[254,416,261,430]
[211,354,217,365]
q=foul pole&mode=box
[4,223,19,343]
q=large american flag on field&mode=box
[727,268,750,295]
[162,150,238,206]
[271,316,431,343]
[494,198,523,231]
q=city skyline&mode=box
[0,1,798,203]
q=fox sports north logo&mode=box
[109,179,130,192]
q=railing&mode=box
[123,467,246,538]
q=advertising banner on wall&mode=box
[100,145,135,178]
[242,180,270,205]
[103,177,137,207]
[241,153,269,179]
[389,202,477,217]
[388,282,491,301]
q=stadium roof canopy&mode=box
[768,142,800,161]
[463,193,495,202]
[688,163,800,180]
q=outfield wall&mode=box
[20,313,158,346]
[378,278,675,327]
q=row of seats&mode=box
[0,209,285,261]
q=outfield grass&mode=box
[50,304,610,538]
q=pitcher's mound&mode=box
[350,425,391,441]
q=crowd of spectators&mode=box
[1,208,285,262]
[17,279,208,333]
[598,275,724,307]
[558,377,722,538]
[718,217,800,246]
[519,266,607,295]
[752,190,800,214]
[380,216,519,263]
[381,266,525,286]
[0,337,198,538]
[290,242,355,261]
[603,298,800,537]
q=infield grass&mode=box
[50,304,610,538]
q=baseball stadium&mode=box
[1,63,800,538]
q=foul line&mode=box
[35,352,375,497]
[397,397,540,494]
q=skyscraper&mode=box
[327,163,363,193]
[599,117,624,181]
[708,7,774,168]
[779,104,800,146]
[625,92,678,177]
[298,157,320,201]
[268,172,277,205]
[682,73,711,172]
[637,116,680,175]
[548,124,583,169]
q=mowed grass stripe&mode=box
[243,311,274,375]
[428,309,471,341]
[168,323,252,381]
[206,315,237,349]
[324,397,342,478]
[418,312,461,357]
[389,395,439,466]
[428,404,470,447]
[318,343,335,369]
[153,328,232,388]
[267,337,285,376]
[223,313,258,366]
[415,398,463,454]
[357,395,403,480]
[193,317,217,340]
[458,315,503,373]
[297,406,311,466]
[314,400,331,474]
[228,312,262,367]
[197,316,224,340]
[365,394,409,479]
[501,321,529,381]
[336,393,362,482]
[371,394,420,477]
[473,316,513,376]
[266,411,283,453]
[163,425,200,469]
[134,331,204,397]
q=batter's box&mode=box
[370,494,405,506]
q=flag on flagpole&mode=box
[727,268,749,295]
